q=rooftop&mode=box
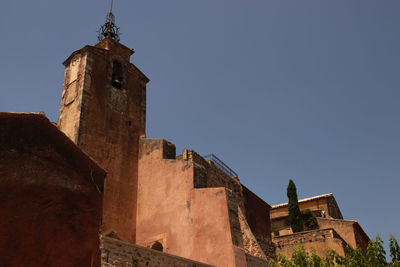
[271,193,334,209]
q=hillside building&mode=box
[271,194,370,258]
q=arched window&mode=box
[111,61,123,89]
[151,241,163,252]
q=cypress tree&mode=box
[287,179,303,233]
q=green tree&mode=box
[325,249,341,267]
[367,235,386,267]
[309,248,323,267]
[291,245,309,267]
[344,245,367,267]
[268,233,400,267]
[389,235,400,266]
[287,179,303,233]
[302,209,318,231]
[270,254,295,267]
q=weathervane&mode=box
[98,0,120,42]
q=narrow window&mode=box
[151,241,163,252]
[111,61,123,89]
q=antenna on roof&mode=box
[98,0,120,42]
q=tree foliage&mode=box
[270,234,399,267]
[389,235,400,266]
[287,179,303,233]
[301,209,318,231]
[366,235,386,267]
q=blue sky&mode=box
[1,0,399,249]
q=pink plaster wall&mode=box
[136,138,245,267]
[233,246,248,266]
[190,188,239,266]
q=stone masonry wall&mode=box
[273,228,348,258]
[245,254,270,267]
[226,189,245,247]
[238,207,266,259]
[317,218,369,254]
[101,236,214,267]
[183,150,243,207]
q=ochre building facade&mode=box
[270,194,370,258]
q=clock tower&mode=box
[57,10,149,243]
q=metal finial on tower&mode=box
[110,0,114,13]
[98,0,120,42]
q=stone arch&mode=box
[151,241,163,252]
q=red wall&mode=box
[242,186,272,240]
[0,115,104,267]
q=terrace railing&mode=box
[203,153,238,178]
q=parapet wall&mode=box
[182,149,244,248]
[137,139,242,266]
[273,228,348,258]
[238,207,266,259]
[101,236,214,267]
[316,218,369,254]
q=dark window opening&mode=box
[151,241,163,252]
[112,61,123,89]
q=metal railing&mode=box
[203,153,238,178]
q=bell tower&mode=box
[57,8,149,242]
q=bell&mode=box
[112,79,122,89]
